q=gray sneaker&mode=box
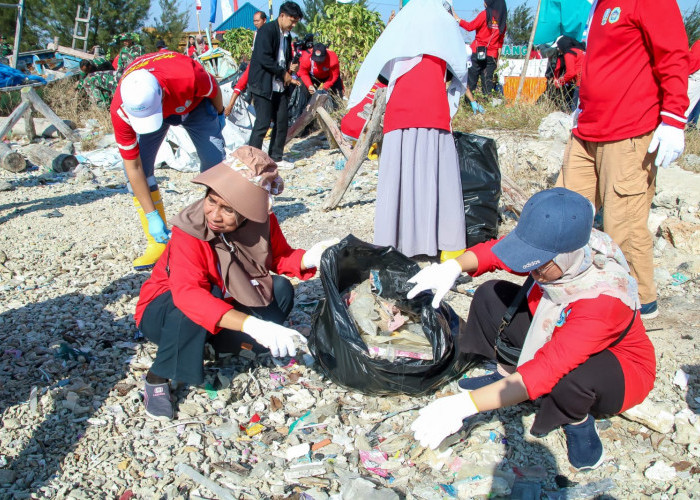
[144,381,174,421]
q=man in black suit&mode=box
[247,1,303,166]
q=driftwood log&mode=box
[21,87,79,141]
[0,142,26,173]
[285,93,328,143]
[0,101,31,141]
[322,87,387,211]
[22,143,78,173]
[315,107,352,159]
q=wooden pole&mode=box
[315,107,353,159]
[514,0,542,103]
[322,87,387,211]
[10,0,24,70]
[0,142,26,172]
[285,93,328,143]
[21,87,79,141]
[0,100,31,140]
[20,88,35,141]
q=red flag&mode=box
[196,0,202,10]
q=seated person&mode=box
[408,188,655,471]
[134,146,337,420]
[298,43,343,99]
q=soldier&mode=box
[116,33,145,75]
[76,58,119,108]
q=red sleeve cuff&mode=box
[660,111,687,129]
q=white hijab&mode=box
[348,0,468,118]
[518,229,641,366]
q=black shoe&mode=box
[563,415,604,470]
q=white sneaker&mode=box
[276,160,295,170]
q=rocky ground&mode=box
[0,117,698,500]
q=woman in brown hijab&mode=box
[134,146,338,420]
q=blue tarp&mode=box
[0,63,46,88]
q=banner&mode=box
[533,0,593,45]
[209,0,217,23]
[221,0,233,21]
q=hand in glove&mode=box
[241,316,307,358]
[407,259,462,308]
[302,238,340,269]
[411,391,479,449]
[648,123,685,168]
[145,210,170,243]
[470,101,485,115]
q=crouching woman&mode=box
[407,188,655,470]
[134,146,336,420]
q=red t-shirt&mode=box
[134,214,316,334]
[554,48,585,87]
[459,11,506,59]
[383,55,451,134]
[575,0,689,142]
[297,50,341,90]
[110,52,219,160]
[469,238,656,413]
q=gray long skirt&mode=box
[374,128,466,257]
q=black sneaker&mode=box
[144,381,174,421]
[458,372,505,391]
[563,415,604,470]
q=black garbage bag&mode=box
[453,131,501,247]
[309,235,475,396]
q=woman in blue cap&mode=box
[407,187,655,470]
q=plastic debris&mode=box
[204,382,218,400]
[283,462,327,481]
[546,478,615,499]
[673,369,690,390]
[311,438,332,451]
[359,450,389,477]
[286,442,311,460]
[338,477,400,500]
[671,272,690,285]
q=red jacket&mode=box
[233,64,250,95]
[111,52,219,161]
[575,0,689,142]
[297,49,341,90]
[690,40,700,75]
[134,214,316,334]
[459,11,506,59]
[469,239,656,413]
[383,55,451,134]
[554,48,585,87]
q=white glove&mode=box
[302,238,340,269]
[406,259,462,308]
[648,123,685,168]
[241,316,307,358]
[411,392,479,449]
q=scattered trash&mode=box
[644,461,677,482]
[286,442,311,460]
[54,342,91,362]
[671,272,690,286]
[359,450,389,477]
[546,478,615,499]
[673,369,689,390]
[283,462,327,481]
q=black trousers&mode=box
[249,91,289,161]
[461,279,625,435]
[139,275,295,385]
[468,54,498,95]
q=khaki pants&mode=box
[556,132,657,304]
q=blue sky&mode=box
[151,0,699,35]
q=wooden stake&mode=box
[316,107,352,159]
[515,0,542,103]
[0,100,31,141]
[20,89,36,141]
[21,87,79,141]
[322,87,387,211]
[285,93,328,143]
[0,142,26,172]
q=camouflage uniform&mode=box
[116,44,145,74]
[79,70,119,109]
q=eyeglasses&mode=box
[535,260,557,274]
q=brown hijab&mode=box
[171,146,285,307]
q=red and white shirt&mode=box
[459,11,506,60]
[110,52,218,160]
[297,49,341,90]
[575,0,689,142]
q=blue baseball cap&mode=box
[492,188,594,272]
